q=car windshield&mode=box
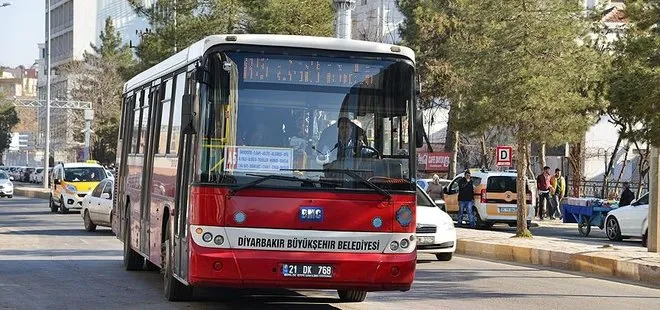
[416,186,435,207]
[633,193,649,206]
[0,172,8,180]
[63,167,106,182]
[195,49,415,192]
[486,176,529,193]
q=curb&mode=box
[14,188,50,200]
[456,239,660,287]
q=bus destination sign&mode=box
[242,57,384,88]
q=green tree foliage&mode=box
[244,0,334,37]
[129,0,334,72]
[0,96,20,154]
[62,17,134,164]
[448,0,608,236]
[607,0,660,147]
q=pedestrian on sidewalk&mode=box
[427,174,444,200]
[618,182,635,207]
[536,166,552,220]
[457,170,476,228]
[550,168,565,220]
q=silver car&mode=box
[0,171,14,198]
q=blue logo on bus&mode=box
[299,207,323,221]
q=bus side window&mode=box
[157,78,174,155]
[170,72,187,155]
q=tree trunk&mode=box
[635,142,650,197]
[615,143,630,186]
[516,138,531,237]
[603,135,623,197]
[480,132,488,168]
[446,97,461,177]
[569,142,584,197]
[539,143,547,170]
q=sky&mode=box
[0,0,44,68]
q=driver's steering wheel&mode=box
[359,145,381,159]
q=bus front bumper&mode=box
[188,243,416,291]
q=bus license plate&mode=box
[282,263,333,278]
[499,207,516,213]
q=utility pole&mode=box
[44,0,51,190]
[648,147,659,252]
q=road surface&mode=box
[1,196,658,309]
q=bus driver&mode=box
[316,117,368,163]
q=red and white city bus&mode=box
[112,34,426,302]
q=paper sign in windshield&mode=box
[224,146,293,172]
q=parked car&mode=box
[604,193,649,247]
[81,178,114,232]
[416,184,456,261]
[0,171,14,198]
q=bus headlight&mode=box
[213,235,224,245]
[202,232,213,243]
[389,241,399,251]
[400,238,410,249]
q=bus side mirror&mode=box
[414,111,424,148]
[181,94,197,135]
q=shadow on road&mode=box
[0,228,115,237]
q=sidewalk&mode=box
[455,222,660,287]
[13,183,50,200]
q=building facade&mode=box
[37,0,150,163]
[1,65,40,166]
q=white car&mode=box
[0,171,14,198]
[416,185,457,261]
[81,178,114,232]
[605,193,649,247]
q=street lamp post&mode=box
[43,0,51,189]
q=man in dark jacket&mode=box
[618,182,635,207]
[457,170,476,228]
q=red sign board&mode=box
[418,152,451,171]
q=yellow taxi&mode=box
[442,169,536,228]
[49,161,108,214]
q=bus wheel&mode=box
[337,290,367,302]
[123,210,144,271]
[163,220,193,301]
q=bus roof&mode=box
[124,34,416,93]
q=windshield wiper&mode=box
[228,173,323,196]
[281,168,392,200]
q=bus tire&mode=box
[123,209,144,271]
[163,219,193,301]
[337,290,367,302]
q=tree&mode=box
[398,0,463,176]
[61,17,134,164]
[0,95,19,155]
[244,0,334,37]
[607,0,660,148]
[128,0,334,72]
[448,0,608,237]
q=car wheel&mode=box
[337,290,368,302]
[436,253,453,261]
[642,230,648,247]
[83,210,97,232]
[50,195,58,213]
[163,217,194,301]
[605,216,622,241]
[59,197,69,214]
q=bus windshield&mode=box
[196,49,415,192]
